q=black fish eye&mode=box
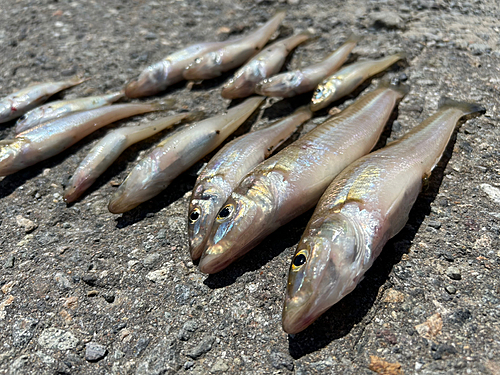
[19,114,27,121]
[189,208,200,223]
[217,204,233,220]
[292,250,308,269]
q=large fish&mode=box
[183,12,285,81]
[254,34,359,98]
[221,32,311,99]
[0,101,173,176]
[125,12,285,98]
[189,106,312,260]
[310,53,406,112]
[15,91,124,134]
[199,81,408,274]
[108,97,264,214]
[282,98,485,334]
[0,77,86,124]
[64,112,197,203]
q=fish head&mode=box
[221,60,267,99]
[188,183,226,260]
[310,78,341,112]
[184,51,224,80]
[124,60,171,98]
[282,213,362,334]
[0,138,25,176]
[255,71,304,97]
[199,178,275,273]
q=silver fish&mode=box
[282,98,485,334]
[199,82,409,274]
[0,77,86,124]
[254,34,360,98]
[108,97,264,214]
[221,32,311,99]
[183,12,285,81]
[0,101,173,176]
[15,91,124,134]
[310,53,406,112]
[125,12,285,98]
[64,112,196,203]
[189,106,312,260]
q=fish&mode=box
[63,111,198,203]
[125,12,285,98]
[0,77,86,124]
[15,91,125,134]
[189,106,312,260]
[183,12,285,81]
[221,32,311,99]
[108,97,265,214]
[282,98,485,334]
[199,81,409,274]
[0,101,173,176]
[254,34,360,98]
[310,53,406,112]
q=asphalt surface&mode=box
[1,0,499,374]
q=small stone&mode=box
[415,313,442,339]
[269,351,294,371]
[446,266,461,280]
[427,220,441,229]
[184,361,195,370]
[287,0,300,4]
[445,285,457,294]
[469,43,491,55]
[178,319,199,341]
[103,293,115,303]
[15,215,38,233]
[54,273,72,289]
[481,184,500,205]
[61,64,78,76]
[9,355,30,375]
[371,11,405,30]
[136,338,180,374]
[143,253,161,268]
[454,39,468,50]
[12,317,38,347]
[85,342,107,362]
[185,335,215,359]
[135,337,151,357]
[156,229,167,239]
[211,358,229,372]
[146,268,169,283]
[38,328,79,350]
[3,255,15,269]
[145,32,158,40]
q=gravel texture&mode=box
[1,0,500,374]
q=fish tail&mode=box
[151,99,177,112]
[185,110,206,122]
[377,77,410,98]
[344,32,362,45]
[438,97,486,116]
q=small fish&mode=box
[254,34,360,98]
[0,101,173,176]
[0,77,86,124]
[310,53,406,111]
[108,97,264,214]
[199,81,409,274]
[125,12,285,98]
[221,32,311,99]
[63,111,196,203]
[15,91,124,134]
[183,12,286,81]
[189,106,312,260]
[282,98,485,334]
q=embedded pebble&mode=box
[445,285,457,294]
[185,336,215,359]
[269,351,294,371]
[12,317,38,348]
[85,342,107,362]
[446,266,462,280]
[38,328,78,350]
[15,215,38,233]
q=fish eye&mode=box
[189,207,201,223]
[19,114,27,121]
[292,249,308,269]
[217,204,233,220]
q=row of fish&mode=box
[0,11,486,334]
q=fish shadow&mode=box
[287,129,460,359]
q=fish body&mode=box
[254,34,359,98]
[15,91,124,134]
[0,77,86,124]
[125,12,285,98]
[108,97,264,214]
[282,98,485,334]
[64,112,193,203]
[310,53,406,111]
[0,102,170,176]
[189,106,312,260]
[183,12,285,81]
[221,32,311,99]
[199,82,408,274]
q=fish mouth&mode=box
[198,244,236,274]
[108,186,142,214]
[124,79,160,99]
[189,234,207,261]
